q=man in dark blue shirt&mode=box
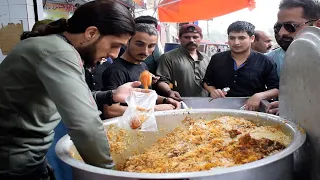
[203,21,279,111]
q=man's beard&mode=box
[276,34,294,51]
[128,47,148,63]
[77,43,97,68]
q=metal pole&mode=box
[207,20,209,38]
[158,0,181,7]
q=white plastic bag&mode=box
[117,90,158,131]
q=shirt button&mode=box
[234,81,236,83]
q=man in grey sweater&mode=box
[0,1,139,179]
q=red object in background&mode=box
[158,0,256,22]
[133,0,145,7]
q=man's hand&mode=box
[113,81,149,103]
[165,98,181,109]
[151,74,160,84]
[167,90,182,101]
[266,101,279,115]
[210,89,227,99]
[154,104,175,111]
[245,93,263,111]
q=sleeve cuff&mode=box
[94,90,117,106]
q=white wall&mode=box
[0,0,37,31]
[0,0,41,63]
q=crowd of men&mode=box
[84,0,320,118]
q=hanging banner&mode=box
[158,0,256,22]
[43,3,75,20]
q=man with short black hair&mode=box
[102,23,179,118]
[134,16,162,75]
[265,0,320,114]
[203,21,279,111]
[266,0,320,76]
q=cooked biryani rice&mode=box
[71,116,291,173]
[111,116,291,173]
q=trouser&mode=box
[0,159,56,180]
[47,121,73,180]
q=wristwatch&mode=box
[163,97,168,104]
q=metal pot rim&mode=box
[56,109,306,179]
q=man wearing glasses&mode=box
[266,0,320,77]
[267,0,320,115]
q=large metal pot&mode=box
[56,109,305,180]
[181,97,269,111]
[279,26,320,180]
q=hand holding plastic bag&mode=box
[117,90,158,131]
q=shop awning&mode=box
[158,0,256,22]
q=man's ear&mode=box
[84,26,99,41]
[127,38,132,46]
[251,35,255,43]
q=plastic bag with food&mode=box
[117,90,158,131]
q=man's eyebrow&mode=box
[135,40,146,44]
[229,35,246,38]
[112,42,126,46]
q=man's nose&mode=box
[278,25,289,37]
[108,48,120,59]
[142,47,150,56]
[189,37,196,42]
[234,39,240,44]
